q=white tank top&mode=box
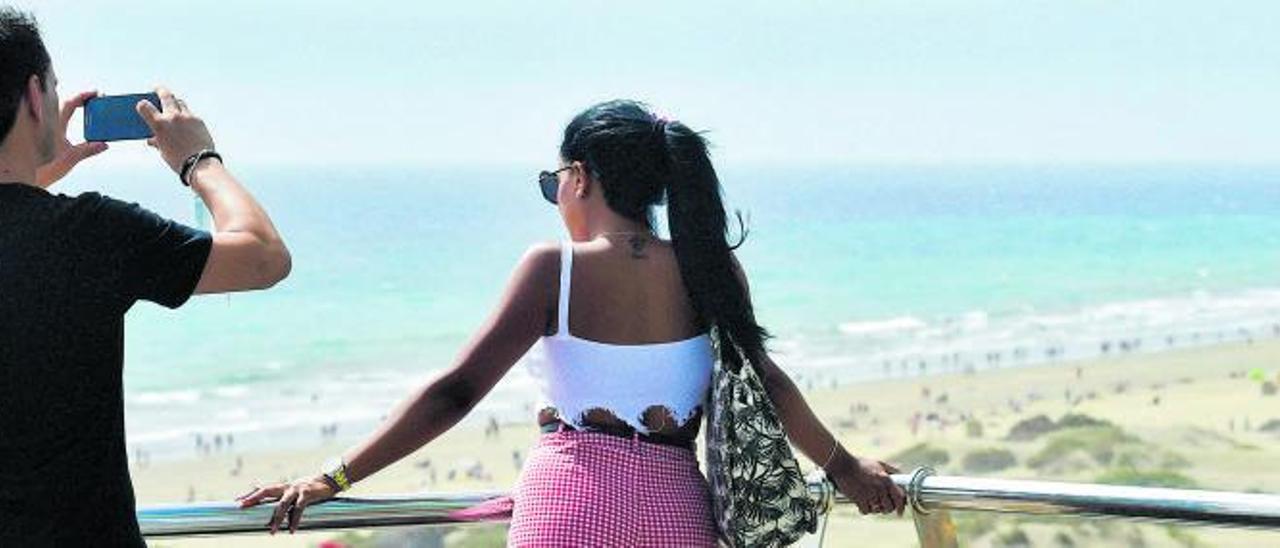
[525,243,715,434]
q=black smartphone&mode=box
[83,93,161,142]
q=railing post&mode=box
[800,470,835,548]
[911,509,958,548]
[907,467,958,548]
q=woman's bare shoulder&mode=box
[519,241,562,276]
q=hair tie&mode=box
[651,115,673,172]
[653,111,675,132]
[650,113,672,146]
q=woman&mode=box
[239,100,906,545]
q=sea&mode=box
[58,164,1280,460]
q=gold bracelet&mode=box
[322,456,352,492]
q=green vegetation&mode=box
[1113,447,1190,470]
[954,515,1212,548]
[1028,424,1138,470]
[1007,413,1114,442]
[1006,414,1057,441]
[953,512,998,539]
[1056,413,1113,429]
[1053,530,1076,547]
[966,418,985,438]
[1164,525,1206,547]
[889,442,951,469]
[962,448,1018,473]
[1180,426,1259,451]
[1095,468,1198,489]
[992,527,1031,547]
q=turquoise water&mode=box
[65,165,1280,456]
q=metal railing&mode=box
[898,468,1280,547]
[138,468,1280,546]
[138,490,509,537]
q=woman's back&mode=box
[556,236,700,344]
[534,236,713,438]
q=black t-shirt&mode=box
[0,183,212,546]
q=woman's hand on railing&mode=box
[828,454,908,517]
[236,475,337,534]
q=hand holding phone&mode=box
[83,93,161,142]
[35,90,109,187]
[134,87,217,175]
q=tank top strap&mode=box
[556,242,573,336]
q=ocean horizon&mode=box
[55,164,1280,460]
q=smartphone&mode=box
[83,93,161,142]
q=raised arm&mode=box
[731,255,907,516]
[238,243,559,534]
[137,87,290,293]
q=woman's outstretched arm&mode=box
[340,244,557,484]
[732,256,907,516]
[753,352,906,516]
[238,243,559,534]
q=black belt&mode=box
[540,419,695,451]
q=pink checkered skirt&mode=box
[507,429,720,547]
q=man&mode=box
[0,8,291,545]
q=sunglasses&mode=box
[537,166,571,205]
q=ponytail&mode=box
[661,121,768,370]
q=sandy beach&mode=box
[138,340,1280,547]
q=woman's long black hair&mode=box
[559,100,769,370]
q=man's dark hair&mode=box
[0,8,51,141]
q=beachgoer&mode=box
[238,100,904,544]
[0,10,290,545]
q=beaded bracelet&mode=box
[179,149,223,187]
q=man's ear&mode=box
[24,74,46,125]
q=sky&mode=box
[13,0,1280,168]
